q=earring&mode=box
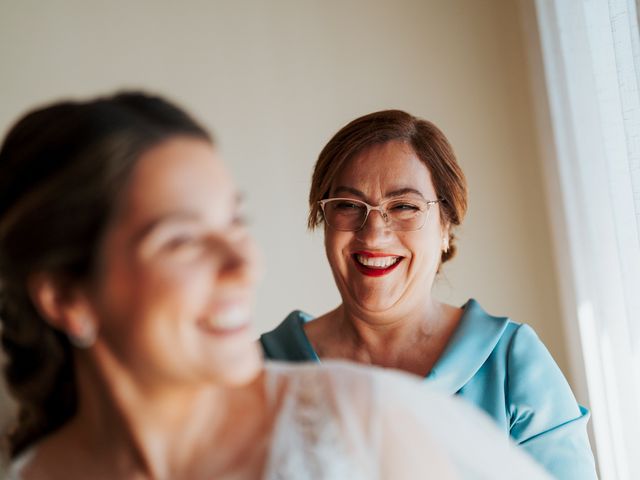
[67,318,97,349]
[442,237,450,253]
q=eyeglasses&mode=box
[318,197,440,232]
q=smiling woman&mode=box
[260,110,598,478]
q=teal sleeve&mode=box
[507,324,597,479]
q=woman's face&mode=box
[324,140,447,315]
[86,136,262,387]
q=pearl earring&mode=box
[68,318,97,349]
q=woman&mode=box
[260,110,597,478]
[0,93,549,479]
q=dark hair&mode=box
[308,110,467,264]
[0,91,211,458]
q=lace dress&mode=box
[262,361,551,479]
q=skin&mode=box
[23,137,271,480]
[304,140,463,376]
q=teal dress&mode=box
[260,299,597,479]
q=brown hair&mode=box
[0,92,211,458]
[308,109,467,264]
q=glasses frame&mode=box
[318,197,441,232]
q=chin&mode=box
[348,288,401,313]
[358,302,397,315]
[213,343,264,387]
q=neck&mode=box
[70,346,266,479]
[336,297,450,363]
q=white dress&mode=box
[7,361,551,479]
[262,361,551,479]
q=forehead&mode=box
[119,136,233,222]
[332,140,435,196]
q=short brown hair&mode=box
[308,109,467,264]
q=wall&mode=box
[0,0,571,430]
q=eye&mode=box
[162,234,202,252]
[389,202,421,212]
[333,200,363,211]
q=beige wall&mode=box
[0,0,572,425]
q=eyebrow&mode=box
[332,186,426,200]
[133,211,202,246]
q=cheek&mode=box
[410,230,443,271]
[107,265,212,358]
[142,262,213,314]
[239,236,263,286]
[324,231,351,269]
[99,259,212,333]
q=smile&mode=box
[197,304,251,336]
[352,251,403,277]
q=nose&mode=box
[363,206,390,228]
[357,208,392,240]
[212,234,260,287]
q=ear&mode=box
[28,273,98,348]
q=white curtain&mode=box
[534,0,640,479]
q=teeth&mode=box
[356,255,401,269]
[200,305,250,331]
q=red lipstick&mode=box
[352,251,403,277]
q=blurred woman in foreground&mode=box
[0,92,548,479]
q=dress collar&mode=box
[274,310,320,361]
[425,299,510,393]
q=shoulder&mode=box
[504,322,584,427]
[502,325,596,476]
[504,323,573,394]
[467,306,581,418]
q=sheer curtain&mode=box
[533,0,640,478]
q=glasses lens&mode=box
[385,199,426,230]
[323,199,367,231]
